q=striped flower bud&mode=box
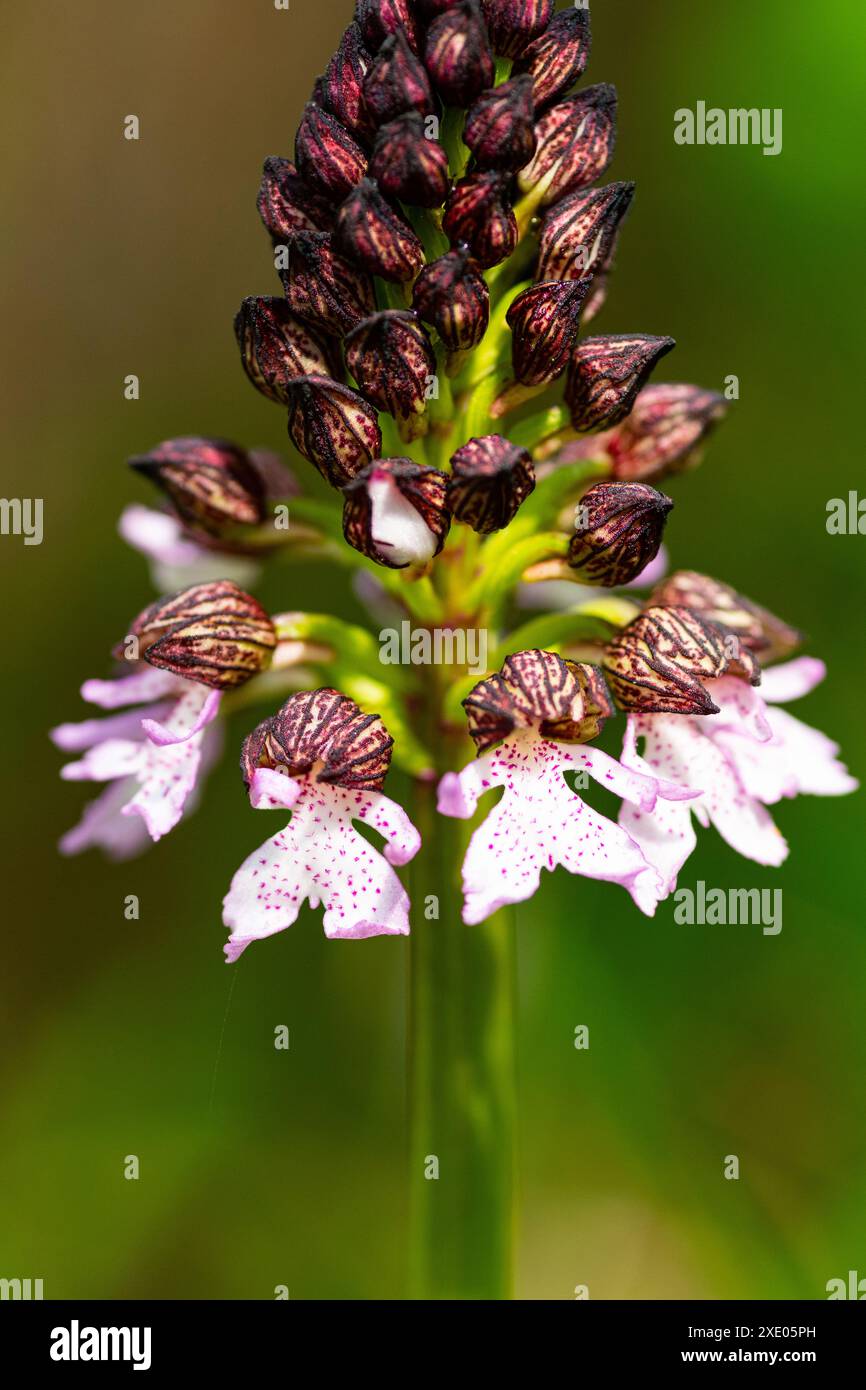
[464,649,608,751]
[603,606,740,716]
[129,438,266,536]
[650,571,801,663]
[512,7,592,109]
[603,384,729,481]
[320,23,375,145]
[363,30,435,125]
[345,311,436,427]
[369,111,450,207]
[537,180,634,283]
[424,1,494,107]
[335,178,425,281]
[342,458,450,568]
[565,334,676,432]
[294,103,367,202]
[242,688,394,791]
[518,84,618,207]
[280,232,376,336]
[356,0,420,56]
[256,158,335,241]
[506,279,589,386]
[132,581,277,691]
[463,74,536,172]
[442,171,517,268]
[412,246,489,352]
[234,297,332,406]
[568,481,673,588]
[480,0,553,58]
[448,434,535,533]
[285,376,382,488]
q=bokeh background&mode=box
[1,0,863,1299]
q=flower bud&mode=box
[234,296,332,406]
[442,171,517,268]
[464,649,609,751]
[132,580,277,690]
[537,180,634,283]
[565,334,676,432]
[369,111,450,207]
[506,279,589,386]
[129,438,266,536]
[424,1,494,107]
[294,103,368,202]
[335,178,425,281]
[568,481,673,588]
[285,376,382,488]
[356,0,420,56]
[518,84,618,207]
[464,74,536,171]
[280,232,376,336]
[343,458,450,568]
[256,158,335,241]
[363,30,435,125]
[320,23,375,145]
[603,383,729,482]
[345,311,436,426]
[512,7,592,109]
[242,687,394,791]
[412,246,489,352]
[480,0,553,58]
[603,605,737,716]
[650,571,802,664]
[448,434,535,533]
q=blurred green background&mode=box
[1,0,864,1299]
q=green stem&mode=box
[408,744,518,1300]
[439,106,470,179]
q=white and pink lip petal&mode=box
[58,777,154,861]
[81,667,181,710]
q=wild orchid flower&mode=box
[54,0,856,1300]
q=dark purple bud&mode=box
[129,437,267,535]
[480,0,553,59]
[448,434,535,533]
[464,75,536,172]
[412,246,490,351]
[518,84,618,207]
[506,279,589,386]
[568,481,673,588]
[424,1,494,107]
[566,334,676,432]
[343,458,451,568]
[131,581,277,691]
[345,311,436,425]
[234,297,332,406]
[442,171,517,268]
[294,103,368,202]
[370,111,450,206]
[537,180,634,283]
[512,7,592,109]
[320,23,375,145]
[280,232,376,336]
[335,178,425,282]
[363,30,435,126]
[603,606,743,716]
[257,158,335,240]
[603,384,729,482]
[355,0,420,55]
[285,375,382,488]
[242,688,395,792]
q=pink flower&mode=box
[437,650,697,923]
[119,504,260,592]
[52,667,223,858]
[619,657,857,902]
[222,690,421,960]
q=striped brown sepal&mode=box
[442,172,518,270]
[241,688,394,791]
[133,581,277,690]
[234,297,332,406]
[128,437,266,536]
[565,334,676,432]
[335,179,424,283]
[568,481,673,588]
[369,112,450,208]
[256,158,335,242]
[447,434,535,534]
[463,74,536,172]
[294,103,367,202]
[280,232,376,337]
[518,84,617,207]
[362,30,434,126]
[651,570,802,664]
[342,457,450,568]
[345,311,436,424]
[320,23,375,146]
[506,279,589,386]
[285,375,382,489]
[537,181,634,284]
[463,648,603,751]
[603,605,735,715]
[512,7,591,109]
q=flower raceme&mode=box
[55,0,855,957]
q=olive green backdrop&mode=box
[0,0,863,1298]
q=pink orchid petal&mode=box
[61,737,143,783]
[59,777,154,861]
[141,686,221,747]
[625,544,669,589]
[759,656,827,705]
[704,676,773,742]
[223,780,420,960]
[437,758,497,820]
[81,667,180,709]
[118,504,205,566]
[715,707,858,804]
[121,725,207,841]
[249,766,303,811]
[51,704,170,753]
